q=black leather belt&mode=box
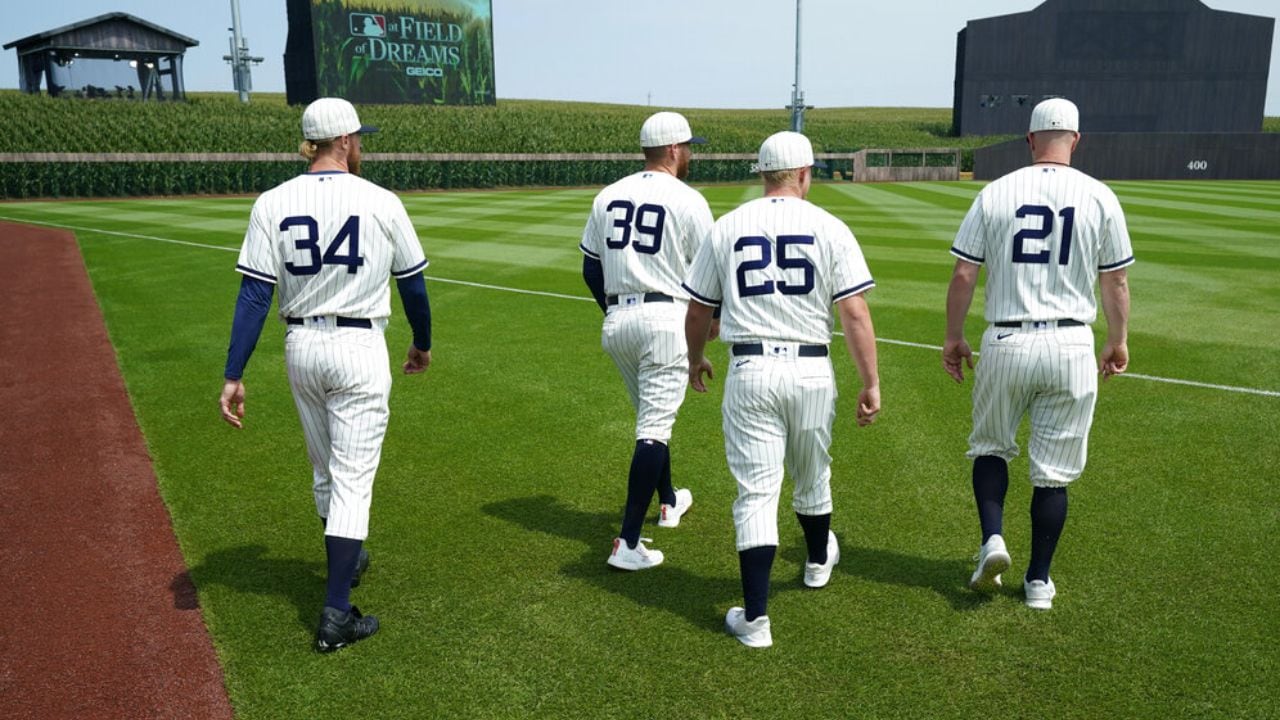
[286,316,373,328]
[994,319,1084,328]
[732,343,828,357]
[606,292,672,306]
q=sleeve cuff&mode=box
[950,248,984,264]
[833,280,875,302]
[682,283,721,307]
[579,243,600,260]
[236,264,277,283]
[392,258,430,278]
[1099,256,1135,271]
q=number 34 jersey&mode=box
[236,171,428,320]
[950,165,1134,325]
[682,196,875,345]
[579,171,714,298]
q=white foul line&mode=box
[4,215,1276,399]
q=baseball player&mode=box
[683,131,881,648]
[219,97,433,651]
[943,97,1133,610]
[580,111,715,571]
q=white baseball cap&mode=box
[1029,98,1079,133]
[754,131,825,172]
[639,111,707,147]
[302,97,379,140]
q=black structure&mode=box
[283,0,317,106]
[4,13,197,100]
[953,0,1274,136]
[975,133,1280,180]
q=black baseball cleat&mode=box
[314,605,379,653]
[351,548,371,588]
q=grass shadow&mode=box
[182,544,325,630]
[780,543,986,611]
[482,495,740,633]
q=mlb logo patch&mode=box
[350,13,387,38]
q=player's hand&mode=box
[708,319,721,342]
[856,386,880,427]
[1099,341,1128,380]
[689,357,714,393]
[942,339,974,383]
[219,380,246,429]
[404,346,432,374]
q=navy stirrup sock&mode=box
[656,450,676,508]
[739,546,776,621]
[323,535,364,612]
[619,439,668,547]
[1028,486,1068,582]
[973,455,1009,543]
[796,512,831,564]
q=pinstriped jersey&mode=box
[580,171,714,298]
[236,171,428,320]
[951,164,1134,324]
[682,195,874,345]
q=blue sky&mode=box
[5,0,1278,114]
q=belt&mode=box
[286,316,373,329]
[994,319,1085,328]
[732,343,829,357]
[606,292,673,306]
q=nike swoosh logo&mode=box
[734,359,751,367]
[997,333,1014,340]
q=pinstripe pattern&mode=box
[286,324,391,539]
[685,195,873,550]
[955,163,1132,486]
[236,170,426,540]
[583,170,713,440]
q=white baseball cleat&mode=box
[657,488,693,528]
[969,534,1011,592]
[1023,577,1057,610]
[803,530,840,588]
[606,537,664,571]
[724,607,772,648]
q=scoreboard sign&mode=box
[285,0,495,105]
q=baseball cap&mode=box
[639,112,707,147]
[753,131,826,172]
[302,97,379,140]
[1029,98,1079,133]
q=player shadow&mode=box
[180,544,326,630]
[778,544,987,611]
[482,495,741,633]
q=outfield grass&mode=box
[1,179,1276,719]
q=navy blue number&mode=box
[735,236,773,296]
[321,216,364,274]
[282,216,321,276]
[282,215,364,276]
[1012,205,1075,266]
[604,201,665,255]
[734,235,816,297]
[776,235,815,295]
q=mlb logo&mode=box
[350,13,386,38]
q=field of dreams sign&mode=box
[285,0,495,105]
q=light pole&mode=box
[789,0,805,132]
[224,0,263,103]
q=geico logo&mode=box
[406,66,444,77]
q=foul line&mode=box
[5,214,1276,399]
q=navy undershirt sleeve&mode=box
[224,275,275,380]
[396,273,432,351]
[582,255,607,314]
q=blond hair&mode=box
[298,137,336,161]
[762,168,802,189]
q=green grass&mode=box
[1,179,1276,719]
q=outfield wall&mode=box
[974,133,1280,180]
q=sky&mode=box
[4,0,1278,114]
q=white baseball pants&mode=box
[601,296,689,442]
[284,319,391,541]
[968,324,1098,487]
[723,346,837,551]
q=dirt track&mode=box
[0,222,234,719]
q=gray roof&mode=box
[4,12,198,52]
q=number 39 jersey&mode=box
[951,165,1134,324]
[682,196,874,345]
[579,171,714,298]
[236,171,428,320]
